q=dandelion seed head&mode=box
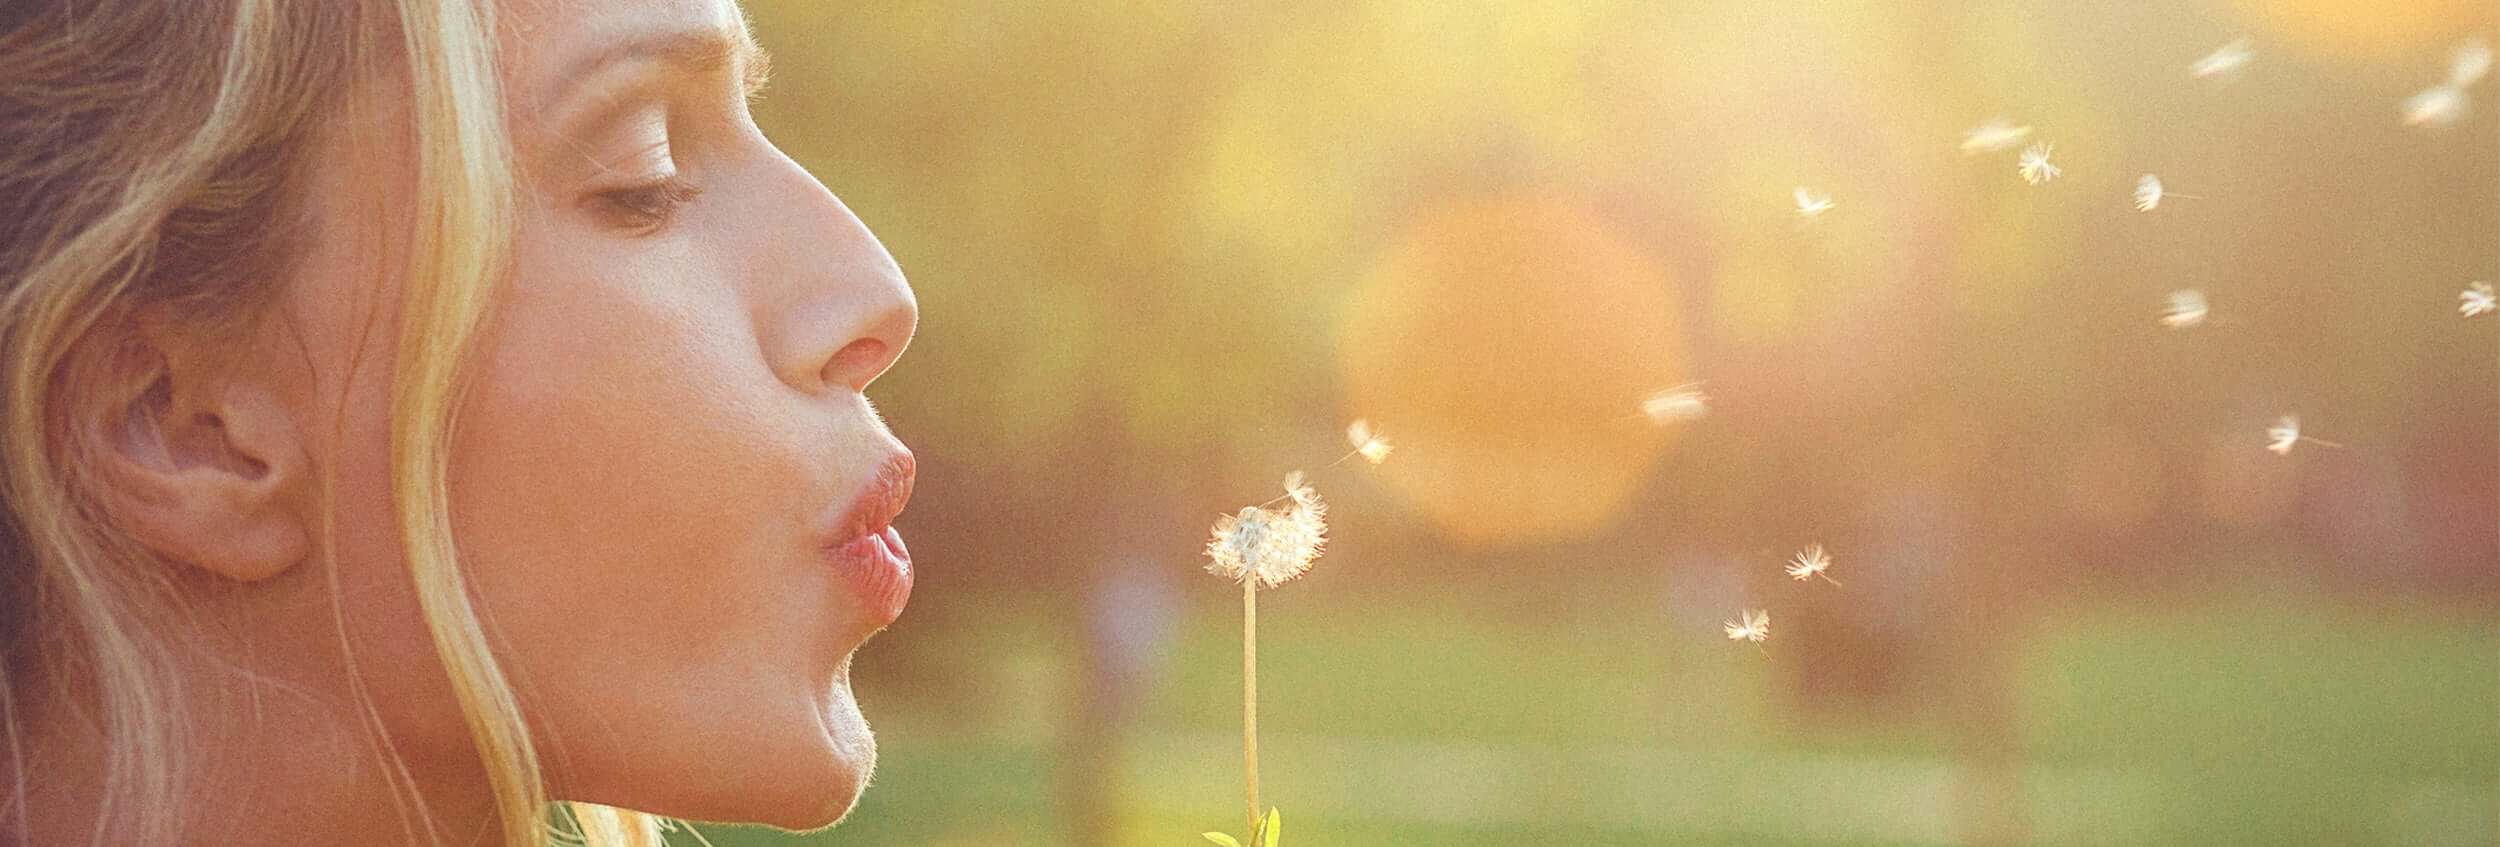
[1640,382,1709,424]
[2266,415,2301,456]
[2161,288,2209,329]
[2403,85,2467,128]
[2018,142,2061,185]
[2189,37,2255,81]
[1205,507,1270,583]
[1793,187,1835,219]
[2461,281,2495,317]
[1960,117,2033,155]
[1724,608,1770,644]
[1785,544,1835,582]
[1205,473,1330,589]
[1346,419,1394,464]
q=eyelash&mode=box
[594,174,703,231]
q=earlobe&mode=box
[88,351,311,584]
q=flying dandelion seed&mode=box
[2133,174,2203,211]
[2189,37,2255,82]
[2265,415,2343,455]
[2462,282,2495,317]
[2160,289,2209,329]
[1960,117,2033,154]
[1205,472,1329,589]
[2402,39,2487,129]
[1639,382,1709,424]
[2451,38,2493,87]
[1785,544,1841,586]
[1344,419,1393,465]
[1793,187,1835,219]
[2265,416,2301,455]
[2402,85,2468,128]
[1724,608,1770,646]
[2018,142,2061,185]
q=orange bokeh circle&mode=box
[2227,0,2486,63]
[1335,194,1687,546]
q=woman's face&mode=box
[271,0,916,828]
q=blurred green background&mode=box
[692,1,2497,844]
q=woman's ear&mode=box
[82,321,311,583]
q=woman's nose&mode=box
[756,155,918,395]
[817,293,915,392]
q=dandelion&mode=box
[1639,382,1709,424]
[2402,85,2467,128]
[1204,472,1329,836]
[2462,281,2495,317]
[2189,37,2255,82]
[2265,414,2342,455]
[1724,608,1770,646]
[1785,544,1841,586]
[2133,174,2202,211]
[2159,289,2209,329]
[1794,186,1835,219]
[2017,142,2061,185]
[1960,117,2033,155]
[1343,419,1393,465]
[2451,38,2492,87]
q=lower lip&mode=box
[827,526,912,626]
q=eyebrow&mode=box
[542,23,773,108]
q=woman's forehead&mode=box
[503,0,749,102]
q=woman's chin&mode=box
[766,679,878,831]
[678,718,874,830]
[768,747,873,830]
[752,760,870,833]
[576,677,879,831]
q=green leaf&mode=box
[1260,809,1281,847]
[1202,834,1243,847]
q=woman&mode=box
[0,0,919,844]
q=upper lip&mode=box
[830,451,916,545]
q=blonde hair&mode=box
[0,1,664,844]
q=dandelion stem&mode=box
[1242,576,1261,834]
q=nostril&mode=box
[820,337,892,391]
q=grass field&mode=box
[685,584,2497,846]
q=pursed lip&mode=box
[823,451,916,626]
[829,452,916,545]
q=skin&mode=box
[22,0,918,842]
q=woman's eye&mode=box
[591,174,702,232]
